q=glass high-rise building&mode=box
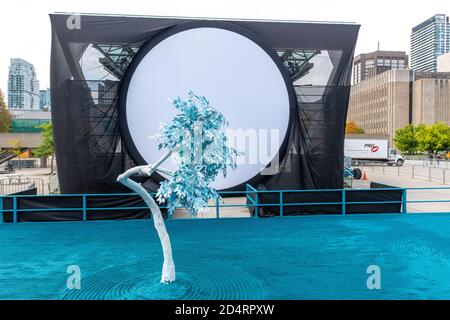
[411,14,450,72]
[8,58,40,110]
[39,88,51,110]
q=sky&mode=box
[0,0,449,94]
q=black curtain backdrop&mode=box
[49,14,360,217]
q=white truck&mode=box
[344,135,405,167]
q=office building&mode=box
[11,110,52,133]
[352,51,408,85]
[437,52,450,72]
[348,69,412,144]
[412,72,450,125]
[348,70,450,146]
[39,88,51,110]
[411,14,450,72]
[8,58,40,110]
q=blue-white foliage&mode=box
[155,91,239,215]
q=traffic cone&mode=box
[362,171,368,181]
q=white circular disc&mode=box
[124,26,291,190]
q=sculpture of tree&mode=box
[117,92,239,283]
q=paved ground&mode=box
[0,157,57,194]
[173,197,250,219]
[2,159,448,215]
[184,163,450,218]
[406,159,450,169]
[0,166,54,195]
[353,167,450,214]
[365,164,449,185]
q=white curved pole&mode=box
[117,151,176,283]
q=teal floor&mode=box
[1,214,450,299]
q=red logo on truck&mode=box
[364,144,381,153]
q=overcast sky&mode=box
[0,0,448,93]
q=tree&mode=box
[8,138,24,168]
[8,138,22,157]
[0,89,12,133]
[393,124,419,155]
[416,122,450,154]
[33,122,55,172]
[345,122,364,134]
[117,92,239,283]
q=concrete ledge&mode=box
[172,197,251,219]
[0,133,42,149]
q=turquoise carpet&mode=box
[1,214,450,299]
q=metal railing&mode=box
[403,157,450,169]
[48,172,59,194]
[246,184,409,216]
[1,185,450,224]
[7,159,39,169]
[0,176,46,195]
[364,165,449,185]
